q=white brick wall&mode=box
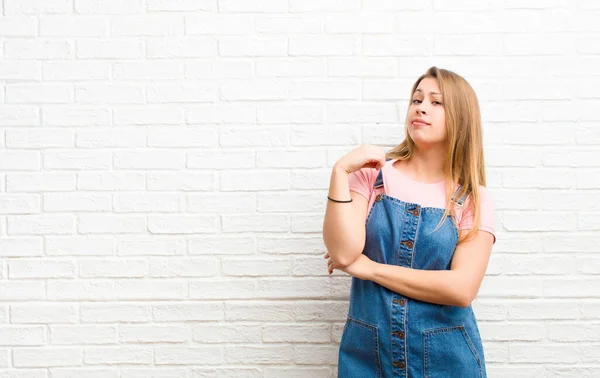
[0,0,598,376]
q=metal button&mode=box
[393,298,406,306]
[412,209,420,216]
[375,194,383,202]
[402,240,414,249]
[393,361,406,369]
[393,331,405,338]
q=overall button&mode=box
[401,240,414,249]
[393,331,405,338]
[393,361,406,369]
[375,194,383,202]
[392,298,406,306]
[411,208,420,216]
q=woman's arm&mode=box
[327,230,494,307]
[322,164,369,267]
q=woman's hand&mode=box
[325,252,377,281]
[334,144,387,174]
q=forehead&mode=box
[415,77,441,95]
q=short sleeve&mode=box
[348,167,377,201]
[458,186,496,244]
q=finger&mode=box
[324,252,329,259]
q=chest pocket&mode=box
[411,211,459,271]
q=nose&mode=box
[417,103,427,115]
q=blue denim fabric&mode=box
[338,169,487,378]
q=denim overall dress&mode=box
[338,168,487,378]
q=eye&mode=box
[412,99,422,104]
[432,101,443,105]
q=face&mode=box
[406,77,447,148]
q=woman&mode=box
[322,67,495,378]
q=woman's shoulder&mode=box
[459,185,495,213]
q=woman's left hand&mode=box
[324,253,376,281]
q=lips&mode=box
[411,119,430,126]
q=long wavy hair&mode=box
[386,67,485,244]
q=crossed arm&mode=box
[325,229,494,308]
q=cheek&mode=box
[436,111,446,131]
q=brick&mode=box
[219,0,288,12]
[76,39,144,59]
[148,258,219,277]
[113,193,181,213]
[7,129,74,149]
[148,126,218,147]
[0,61,39,80]
[113,61,184,81]
[263,324,330,343]
[119,325,188,343]
[76,128,145,148]
[218,36,287,57]
[43,193,111,212]
[44,150,110,170]
[7,215,75,235]
[222,257,292,277]
[47,281,114,301]
[0,194,40,214]
[186,15,253,34]
[155,346,222,365]
[147,0,215,11]
[148,171,215,192]
[147,37,216,58]
[0,106,40,126]
[46,236,114,256]
[509,344,579,363]
[223,345,293,364]
[192,324,262,343]
[111,15,184,36]
[84,346,152,364]
[219,126,288,147]
[13,348,82,368]
[75,0,144,14]
[79,259,147,278]
[152,303,224,322]
[8,259,76,279]
[118,237,186,256]
[5,0,71,15]
[362,36,430,57]
[148,215,219,234]
[40,16,108,37]
[43,106,110,125]
[5,84,72,104]
[50,325,117,345]
[4,40,72,59]
[81,304,152,323]
[0,325,46,346]
[186,104,255,123]
[146,84,216,103]
[10,303,74,325]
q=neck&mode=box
[404,145,446,183]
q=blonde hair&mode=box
[386,66,485,244]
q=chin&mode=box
[410,137,445,149]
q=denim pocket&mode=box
[338,316,381,378]
[423,325,483,378]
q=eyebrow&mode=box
[415,89,442,96]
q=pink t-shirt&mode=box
[348,159,496,243]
